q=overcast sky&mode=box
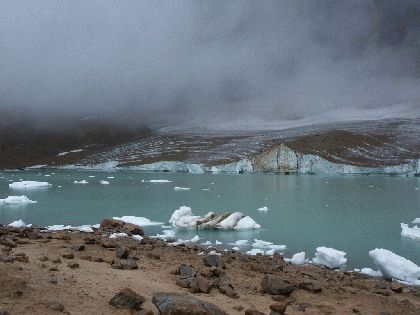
[0,0,419,130]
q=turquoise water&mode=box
[1,170,419,269]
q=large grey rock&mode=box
[109,288,146,310]
[152,292,228,315]
[203,254,224,268]
[261,274,295,296]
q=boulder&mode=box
[203,254,225,268]
[71,245,85,251]
[152,292,228,315]
[62,253,74,259]
[245,309,265,315]
[111,259,138,270]
[261,275,295,296]
[47,302,65,312]
[269,303,288,315]
[109,288,146,310]
[298,281,322,293]
[0,237,16,248]
[116,246,130,259]
[100,218,144,236]
[68,262,79,269]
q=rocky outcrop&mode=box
[152,292,228,315]
[109,288,146,310]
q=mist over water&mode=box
[1,1,419,130]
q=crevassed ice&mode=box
[9,181,52,189]
[312,246,347,268]
[0,195,37,204]
[369,248,420,284]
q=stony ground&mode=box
[1,222,420,315]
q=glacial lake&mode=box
[1,170,419,269]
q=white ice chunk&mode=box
[234,216,261,229]
[0,195,37,204]
[312,246,347,268]
[412,218,420,224]
[202,241,212,246]
[290,252,306,265]
[357,267,383,277]
[369,248,420,283]
[8,219,31,228]
[152,230,176,240]
[73,180,88,184]
[246,248,265,255]
[149,179,172,183]
[217,212,244,229]
[132,235,144,241]
[113,216,163,226]
[257,206,268,212]
[9,181,52,189]
[401,223,420,240]
[232,247,240,251]
[77,225,94,233]
[174,187,191,191]
[169,206,203,228]
[99,180,110,185]
[215,240,222,245]
[252,239,286,251]
[189,235,200,243]
[109,232,128,239]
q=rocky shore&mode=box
[1,219,420,314]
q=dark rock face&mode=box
[152,292,228,315]
[175,264,198,290]
[109,288,146,310]
[261,275,295,296]
[203,254,225,268]
[100,218,144,236]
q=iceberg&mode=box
[0,195,37,204]
[229,240,249,246]
[234,216,261,229]
[412,218,420,224]
[290,252,306,265]
[99,180,110,185]
[74,180,88,184]
[369,248,420,283]
[401,223,420,240]
[312,246,347,268]
[8,219,32,228]
[112,216,163,226]
[173,186,190,191]
[169,206,261,230]
[9,181,52,189]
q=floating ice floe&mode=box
[369,248,420,284]
[232,247,240,251]
[107,176,115,179]
[169,206,261,230]
[174,186,191,191]
[257,206,268,212]
[151,230,176,240]
[0,195,37,204]
[109,232,128,239]
[246,248,266,255]
[149,179,172,183]
[99,180,110,185]
[9,181,52,189]
[88,175,96,178]
[312,246,347,268]
[8,219,32,228]
[412,218,420,224]
[169,234,200,246]
[113,216,163,226]
[401,223,420,240]
[289,252,306,265]
[74,180,88,184]
[202,241,212,246]
[252,239,286,251]
[356,267,383,277]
